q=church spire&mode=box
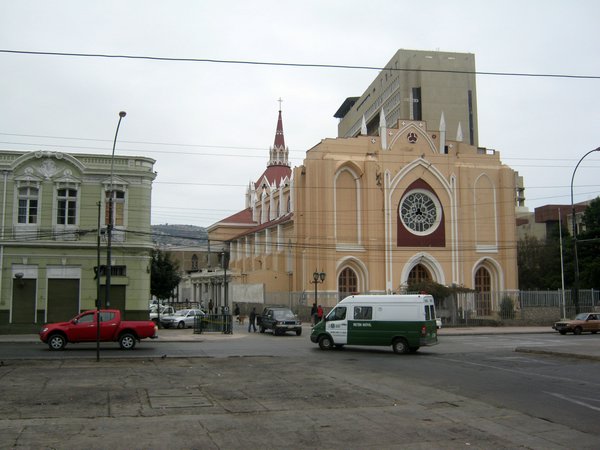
[269,98,290,167]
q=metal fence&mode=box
[194,314,232,334]
[437,289,600,327]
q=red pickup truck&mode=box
[39,309,158,350]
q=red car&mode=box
[39,309,158,350]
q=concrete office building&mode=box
[335,49,478,147]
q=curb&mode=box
[515,347,600,362]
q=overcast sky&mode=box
[1,0,599,228]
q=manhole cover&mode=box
[148,388,213,409]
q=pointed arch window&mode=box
[338,267,358,300]
[475,267,491,316]
[407,264,431,285]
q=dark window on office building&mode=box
[468,90,474,145]
[412,87,422,121]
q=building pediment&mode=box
[13,152,84,184]
[388,122,438,154]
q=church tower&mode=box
[268,103,290,168]
[256,102,292,189]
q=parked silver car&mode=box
[160,309,205,329]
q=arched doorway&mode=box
[475,266,491,316]
[407,263,432,285]
[338,267,358,301]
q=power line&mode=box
[2,49,600,80]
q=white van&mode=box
[310,294,438,354]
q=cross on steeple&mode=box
[278,97,283,111]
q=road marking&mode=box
[545,392,600,412]
[435,356,600,387]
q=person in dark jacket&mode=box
[311,302,318,325]
[248,307,257,332]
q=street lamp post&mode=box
[570,147,600,315]
[106,111,127,310]
[310,270,326,306]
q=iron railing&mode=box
[194,314,232,334]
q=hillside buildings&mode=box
[205,49,523,318]
[0,150,156,325]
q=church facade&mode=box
[206,50,522,318]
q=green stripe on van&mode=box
[347,320,437,347]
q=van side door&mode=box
[325,306,348,344]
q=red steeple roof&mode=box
[273,109,285,149]
[256,105,291,186]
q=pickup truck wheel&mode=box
[48,334,66,351]
[296,329,302,336]
[573,326,583,335]
[559,330,567,335]
[177,321,185,329]
[318,335,333,350]
[392,338,409,354]
[259,326,265,333]
[119,333,136,350]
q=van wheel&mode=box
[318,335,334,350]
[392,338,409,354]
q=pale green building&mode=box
[0,150,156,327]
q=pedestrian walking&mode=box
[248,307,257,332]
[208,299,213,314]
[234,303,240,318]
[311,302,318,325]
[317,304,324,323]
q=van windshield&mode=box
[327,307,346,321]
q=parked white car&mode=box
[149,305,176,324]
[160,309,205,329]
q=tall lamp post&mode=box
[310,270,326,306]
[105,111,127,310]
[570,147,600,315]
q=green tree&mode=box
[518,227,565,290]
[150,249,181,300]
[577,196,600,289]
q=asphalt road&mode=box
[1,331,599,448]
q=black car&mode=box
[258,307,302,336]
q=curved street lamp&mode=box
[106,111,127,309]
[570,147,600,314]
